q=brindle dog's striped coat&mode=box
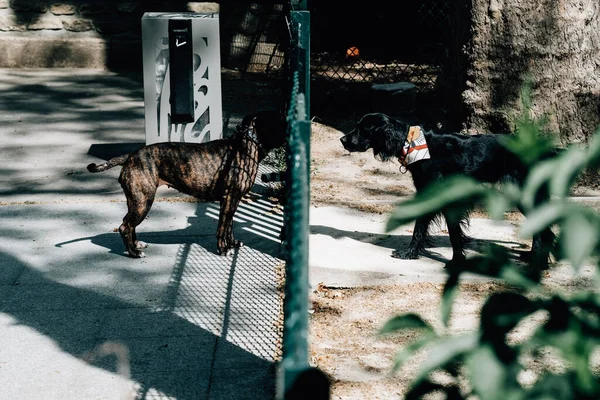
[87,111,285,258]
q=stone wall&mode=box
[463,0,600,144]
[0,1,219,69]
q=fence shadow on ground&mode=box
[1,194,285,399]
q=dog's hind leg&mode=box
[119,186,156,258]
[521,228,555,270]
[392,215,434,259]
[445,212,469,263]
[216,191,244,256]
[517,187,555,269]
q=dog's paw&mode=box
[391,249,419,260]
[128,250,146,258]
[135,241,149,250]
[519,250,550,270]
[217,246,233,256]
[217,241,244,256]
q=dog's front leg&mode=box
[216,192,244,256]
[392,216,433,259]
[445,213,468,263]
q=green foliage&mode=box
[382,86,600,399]
[501,83,556,166]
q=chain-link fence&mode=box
[222,1,453,92]
[311,1,451,90]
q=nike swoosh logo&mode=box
[175,39,187,47]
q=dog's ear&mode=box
[370,115,408,162]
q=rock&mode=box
[0,11,26,31]
[62,18,93,32]
[50,4,76,15]
[27,13,63,30]
[187,2,220,13]
[0,36,106,67]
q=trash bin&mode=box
[142,12,223,145]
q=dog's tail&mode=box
[87,154,129,173]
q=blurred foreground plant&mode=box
[381,87,600,399]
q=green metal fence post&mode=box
[278,4,329,399]
[290,9,310,179]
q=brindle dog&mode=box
[87,111,286,258]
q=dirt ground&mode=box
[306,121,599,399]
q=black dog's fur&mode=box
[340,112,553,264]
[87,111,286,258]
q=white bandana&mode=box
[401,126,430,166]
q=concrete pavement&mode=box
[0,68,285,400]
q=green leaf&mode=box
[486,183,521,221]
[447,245,542,288]
[500,80,558,167]
[441,273,460,328]
[486,192,512,221]
[414,332,479,384]
[480,293,536,337]
[569,292,600,334]
[570,292,600,314]
[585,127,600,168]
[532,304,597,395]
[549,147,587,198]
[520,159,558,211]
[379,313,434,335]
[466,344,507,400]
[447,244,509,278]
[527,373,573,400]
[560,213,599,270]
[519,201,574,237]
[386,175,489,232]
[404,379,455,400]
[498,266,540,292]
[390,332,438,372]
[405,380,463,400]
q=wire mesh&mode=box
[160,197,285,362]
[223,1,453,92]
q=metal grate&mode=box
[128,195,285,399]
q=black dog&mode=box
[340,112,553,264]
[87,111,286,258]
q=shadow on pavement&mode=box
[88,142,146,161]
[0,251,276,399]
[55,200,284,260]
[310,224,528,263]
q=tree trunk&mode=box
[462,0,600,145]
